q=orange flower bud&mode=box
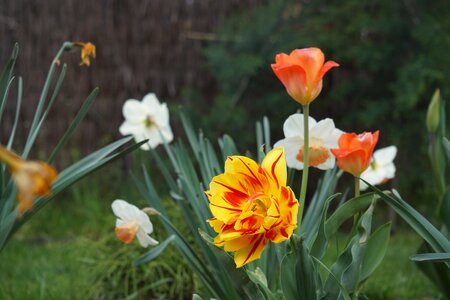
[73,42,96,66]
[271,48,339,105]
[0,146,58,214]
[330,131,379,177]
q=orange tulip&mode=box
[206,148,299,268]
[271,48,339,105]
[0,146,58,214]
[330,131,379,177]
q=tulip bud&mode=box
[426,89,441,133]
[143,207,160,216]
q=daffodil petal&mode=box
[374,146,397,165]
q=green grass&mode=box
[0,169,443,299]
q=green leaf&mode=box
[323,201,375,299]
[281,237,318,300]
[218,134,238,160]
[443,137,450,162]
[197,230,265,300]
[440,188,450,233]
[366,181,450,254]
[310,193,341,259]
[48,88,99,163]
[6,77,22,149]
[133,235,176,266]
[301,167,340,241]
[22,64,67,158]
[247,267,275,300]
[360,222,391,281]
[0,43,18,124]
[411,252,450,262]
[311,256,351,300]
[324,193,377,238]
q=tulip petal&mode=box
[317,60,339,81]
[234,234,267,268]
[272,64,308,102]
[261,147,287,189]
[290,48,325,83]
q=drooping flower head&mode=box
[360,146,397,191]
[111,199,159,248]
[206,148,299,268]
[331,131,379,177]
[271,48,339,105]
[0,146,57,214]
[274,113,343,170]
[73,42,96,66]
[119,93,173,150]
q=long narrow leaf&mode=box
[365,180,450,254]
[410,253,450,262]
[48,88,99,163]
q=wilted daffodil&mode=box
[331,131,379,177]
[271,47,339,105]
[0,146,58,214]
[111,199,159,248]
[360,146,397,191]
[206,148,299,268]
[119,93,173,150]
[274,113,342,170]
[73,42,96,66]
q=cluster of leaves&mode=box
[185,0,450,208]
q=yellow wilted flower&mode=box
[206,147,299,268]
[0,146,58,214]
[73,42,96,66]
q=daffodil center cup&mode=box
[370,161,378,170]
[143,116,156,128]
[235,192,272,231]
[115,221,140,244]
[296,140,330,167]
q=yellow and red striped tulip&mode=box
[206,147,299,268]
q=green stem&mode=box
[354,176,360,198]
[353,176,361,226]
[298,105,310,227]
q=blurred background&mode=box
[0,0,448,298]
[1,0,449,204]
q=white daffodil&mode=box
[111,199,159,248]
[119,93,173,150]
[360,146,397,191]
[274,113,342,170]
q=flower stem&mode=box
[298,104,310,227]
[354,176,360,198]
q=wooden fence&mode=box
[0,0,265,159]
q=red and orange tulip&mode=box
[331,131,379,177]
[271,48,339,105]
[206,148,299,268]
